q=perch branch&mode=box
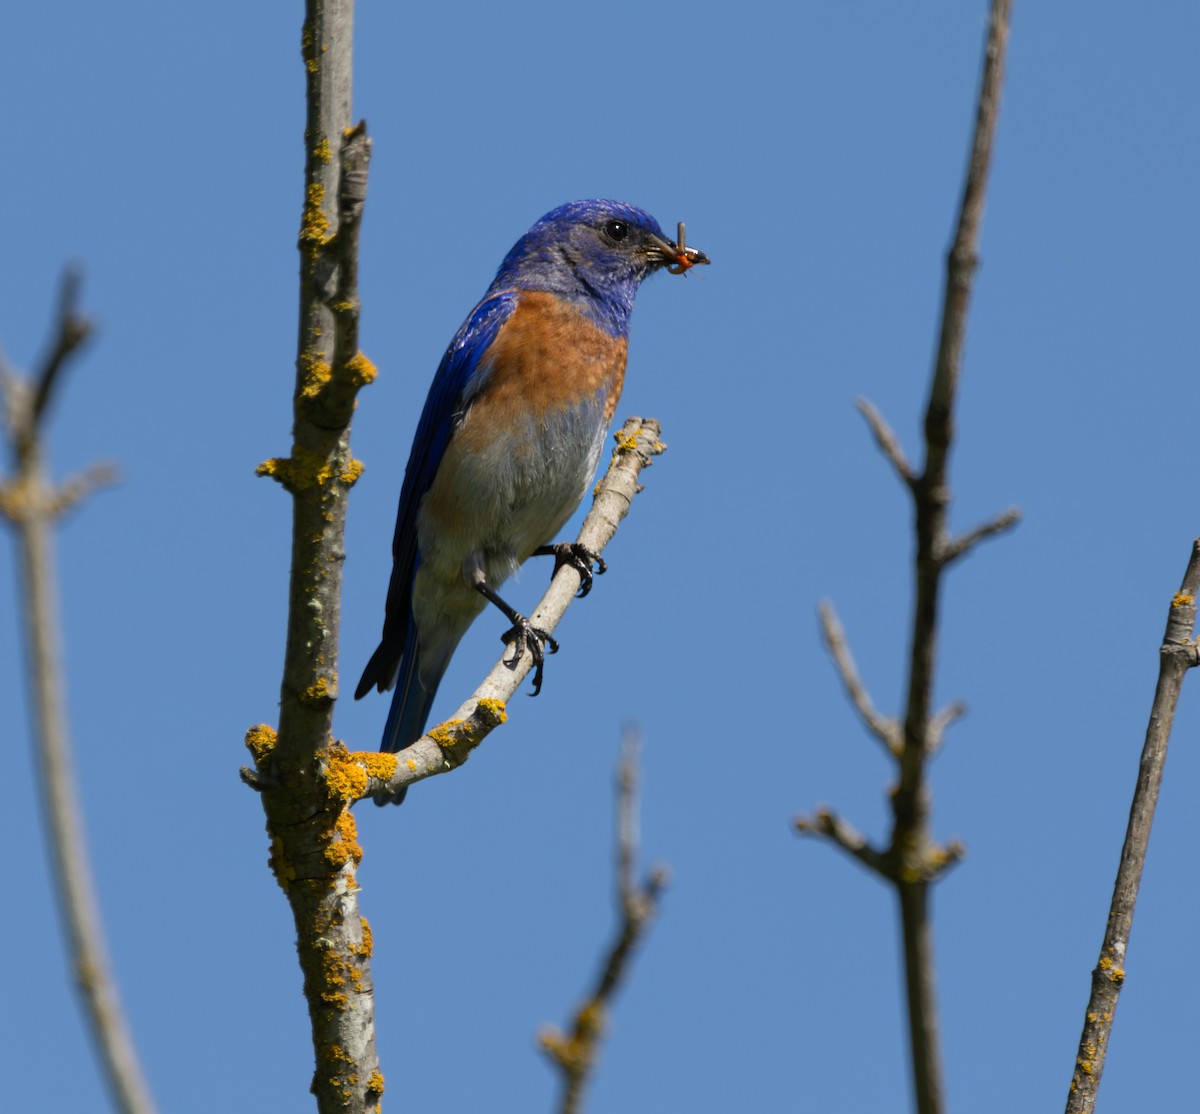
[331,417,668,802]
[539,728,669,1114]
[1064,539,1200,1114]
[1,272,155,1114]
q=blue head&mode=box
[489,200,693,336]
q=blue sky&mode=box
[3,2,1198,1111]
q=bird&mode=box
[355,199,708,804]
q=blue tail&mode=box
[373,624,442,806]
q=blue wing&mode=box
[354,291,518,737]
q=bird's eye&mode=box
[604,220,629,242]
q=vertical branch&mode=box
[540,728,669,1114]
[1,275,154,1114]
[892,6,1011,1109]
[797,5,1014,1114]
[1064,541,1200,1113]
[247,3,383,1111]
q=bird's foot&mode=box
[500,616,560,695]
[533,542,607,598]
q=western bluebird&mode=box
[355,199,708,803]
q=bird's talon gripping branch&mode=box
[533,541,608,598]
[501,619,560,695]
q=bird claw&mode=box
[534,542,607,598]
[501,617,560,695]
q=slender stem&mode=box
[1064,540,1200,1113]
[3,275,156,1114]
[540,729,668,1114]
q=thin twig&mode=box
[941,507,1021,564]
[799,6,1013,1114]
[855,397,915,486]
[818,601,903,756]
[1064,539,1200,1113]
[539,728,669,1114]
[1,274,155,1114]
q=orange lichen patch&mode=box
[366,1070,385,1096]
[1172,591,1195,607]
[313,137,332,164]
[244,724,278,764]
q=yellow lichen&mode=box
[257,447,359,492]
[325,810,363,869]
[302,676,334,704]
[1172,591,1194,607]
[244,723,278,763]
[345,351,378,386]
[615,431,639,452]
[326,746,369,804]
[301,182,331,243]
[299,354,333,399]
[267,831,295,892]
[354,918,374,958]
[476,698,508,725]
[340,459,364,487]
[427,719,465,750]
[359,751,399,785]
[314,136,332,164]
[366,1070,385,1096]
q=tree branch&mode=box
[539,728,669,1114]
[248,5,384,1111]
[1064,539,1200,1114]
[855,397,915,487]
[1,273,155,1114]
[818,600,903,756]
[799,5,1013,1113]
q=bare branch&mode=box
[818,600,903,757]
[941,506,1021,564]
[29,267,93,437]
[795,808,890,876]
[2,283,155,1114]
[926,700,967,757]
[856,397,915,486]
[1064,538,1200,1114]
[801,6,1013,1114]
[540,728,668,1114]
